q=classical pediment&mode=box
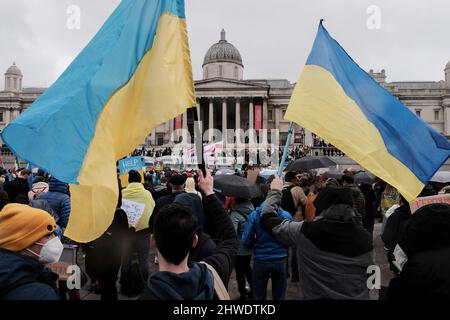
[195,78,269,90]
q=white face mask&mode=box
[27,237,64,264]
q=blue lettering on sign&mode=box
[118,157,144,174]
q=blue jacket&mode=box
[241,202,292,261]
[37,177,71,228]
[0,249,58,300]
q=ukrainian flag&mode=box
[1,0,195,242]
[285,21,450,201]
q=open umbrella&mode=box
[322,169,343,180]
[430,171,450,183]
[354,171,376,185]
[215,168,235,175]
[285,156,337,172]
[213,174,260,198]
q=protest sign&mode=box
[121,199,146,228]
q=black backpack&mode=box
[281,185,297,217]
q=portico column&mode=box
[249,99,254,130]
[222,98,227,145]
[445,103,450,136]
[235,98,241,131]
[208,98,214,142]
[263,98,268,130]
[182,110,188,145]
[275,105,280,129]
[151,128,156,146]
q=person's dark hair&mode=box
[128,170,142,183]
[285,171,297,182]
[341,174,354,185]
[154,203,198,265]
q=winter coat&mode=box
[36,178,71,228]
[0,249,58,300]
[388,203,450,299]
[343,185,366,226]
[230,200,255,256]
[261,190,374,300]
[121,183,155,232]
[241,202,292,261]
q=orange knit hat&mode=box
[0,203,57,252]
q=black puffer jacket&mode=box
[388,203,450,299]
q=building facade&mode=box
[2,30,450,150]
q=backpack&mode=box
[281,185,297,217]
[199,262,230,300]
[120,251,144,297]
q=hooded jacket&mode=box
[230,200,255,256]
[146,262,214,300]
[0,249,58,300]
[121,183,155,232]
[4,177,29,204]
[36,178,71,228]
[261,190,374,299]
[241,202,292,261]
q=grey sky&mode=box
[1,0,449,90]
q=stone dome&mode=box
[5,62,22,76]
[203,29,243,67]
[446,61,450,70]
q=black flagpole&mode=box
[191,106,206,175]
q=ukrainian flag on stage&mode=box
[1,0,195,242]
[285,21,450,201]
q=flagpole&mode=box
[191,107,206,175]
[278,122,295,176]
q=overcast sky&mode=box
[1,0,449,89]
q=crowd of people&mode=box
[0,163,449,300]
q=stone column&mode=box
[445,103,450,136]
[208,98,214,142]
[222,98,227,145]
[151,128,157,146]
[182,110,188,145]
[235,98,241,131]
[275,105,280,129]
[5,109,11,123]
[249,99,254,130]
[263,98,268,130]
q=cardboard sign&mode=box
[121,199,146,228]
[409,194,450,213]
[118,156,145,174]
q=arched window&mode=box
[219,65,223,78]
[234,66,238,78]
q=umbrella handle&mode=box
[278,122,296,176]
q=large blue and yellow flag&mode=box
[1,0,195,242]
[285,21,450,201]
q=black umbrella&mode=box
[213,174,260,198]
[354,171,376,185]
[322,170,343,180]
[285,156,337,172]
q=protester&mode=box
[0,204,62,300]
[141,169,239,300]
[381,195,411,274]
[241,195,292,300]
[4,168,30,204]
[149,174,186,233]
[28,179,49,202]
[341,175,366,226]
[304,177,324,221]
[173,193,216,262]
[388,203,450,299]
[230,197,255,300]
[260,175,374,299]
[0,190,9,211]
[185,176,202,198]
[281,171,307,282]
[359,183,376,236]
[85,189,128,300]
[36,177,71,230]
[120,170,155,295]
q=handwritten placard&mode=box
[409,194,450,213]
[121,199,146,228]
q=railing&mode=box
[309,147,346,157]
